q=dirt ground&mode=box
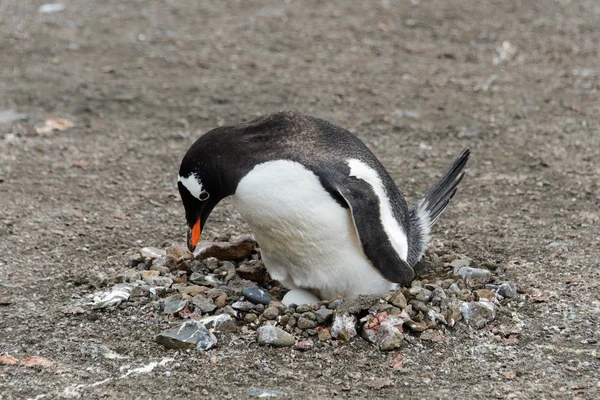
[1,0,599,399]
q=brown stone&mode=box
[194,234,256,261]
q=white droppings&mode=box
[347,159,409,261]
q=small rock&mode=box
[236,260,267,281]
[293,339,314,351]
[257,325,296,347]
[163,295,187,315]
[454,266,492,282]
[296,304,313,313]
[200,314,235,331]
[215,293,228,308]
[141,270,160,280]
[498,282,517,299]
[367,378,393,390]
[361,313,406,351]
[189,272,206,284]
[330,312,357,341]
[191,295,217,313]
[296,317,318,330]
[139,247,166,261]
[244,313,258,323]
[317,328,332,341]
[86,284,132,309]
[409,287,433,302]
[262,306,280,320]
[156,320,217,351]
[146,276,173,288]
[282,289,320,306]
[166,243,192,262]
[474,289,496,301]
[193,234,256,261]
[242,287,272,305]
[0,297,12,306]
[182,285,205,297]
[149,286,168,299]
[314,308,334,324]
[449,259,471,269]
[247,388,287,398]
[405,320,428,333]
[460,300,496,328]
[420,329,445,342]
[447,283,461,294]
[389,292,407,309]
[327,299,344,309]
[232,300,255,312]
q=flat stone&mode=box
[314,308,334,324]
[460,300,496,328]
[191,295,217,313]
[146,276,173,288]
[182,285,206,296]
[282,289,320,306]
[139,247,166,261]
[156,320,217,351]
[409,287,433,302]
[189,272,206,284]
[257,325,295,347]
[390,292,408,309]
[200,314,235,331]
[242,287,272,305]
[454,266,492,282]
[236,260,267,281]
[163,295,187,315]
[193,234,256,261]
[330,312,357,341]
[232,300,255,312]
[166,243,192,262]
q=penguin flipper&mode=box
[334,180,415,286]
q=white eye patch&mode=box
[178,173,209,201]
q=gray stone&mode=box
[236,260,267,281]
[296,304,313,313]
[156,320,217,351]
[296,317,317,330]
[242,287,272,305]
[454,266,492,282]
[189,272,206,284]
[232,300,255,312]
[390,292,407,309]
[447,282,461,295]
[200,314,235,331]
[146,276,173,288]
[262,306,280,320]
[330,312,357,341]
[498,282,517,299]
[409,287,433,302]
[257,325,295,347]
[459,300,496,328]
[162,295,187,315]
[315,308,334,324]
[191,295,217,313]
[327,299,344,310]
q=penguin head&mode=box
[177,144,229,252]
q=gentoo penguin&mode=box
[178,111,469,299]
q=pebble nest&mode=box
[79,235,519,352]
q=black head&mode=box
[178,140,231,252]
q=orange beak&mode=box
[188,218,201,252]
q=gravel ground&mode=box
[1,1,599,399]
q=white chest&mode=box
[232,160,396,299]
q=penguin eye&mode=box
[199,191,210,201]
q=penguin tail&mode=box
[408,149,470,264]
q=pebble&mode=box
[296,317,318,330]
[498,282,517,299]
[390,292,408,309]
[474,288,496,301]
[236,260,267,281]
[182,285,205,297]
[191,295,217,313]
[165,244,192,262]
[315,308,334,324]
[293,339,314,351]
[156,320,217,351]
[244,313,258,323]
[215,293,228,308]
[330,312,357,341]
[317,328,332,341]
[242,287,272,305]
[257,325,296,347]
[139,247,166,260]
[146,276,173,288]
[163,295,187,315]
[409,287,433,302]
[282,289,320,306]
[459,300,496,328]
[232,300,256,312]
[327,299,344,309]
[262,306,280,320]
[296,304,313,313]
[361,313,406,351]
[454,266,492,282]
